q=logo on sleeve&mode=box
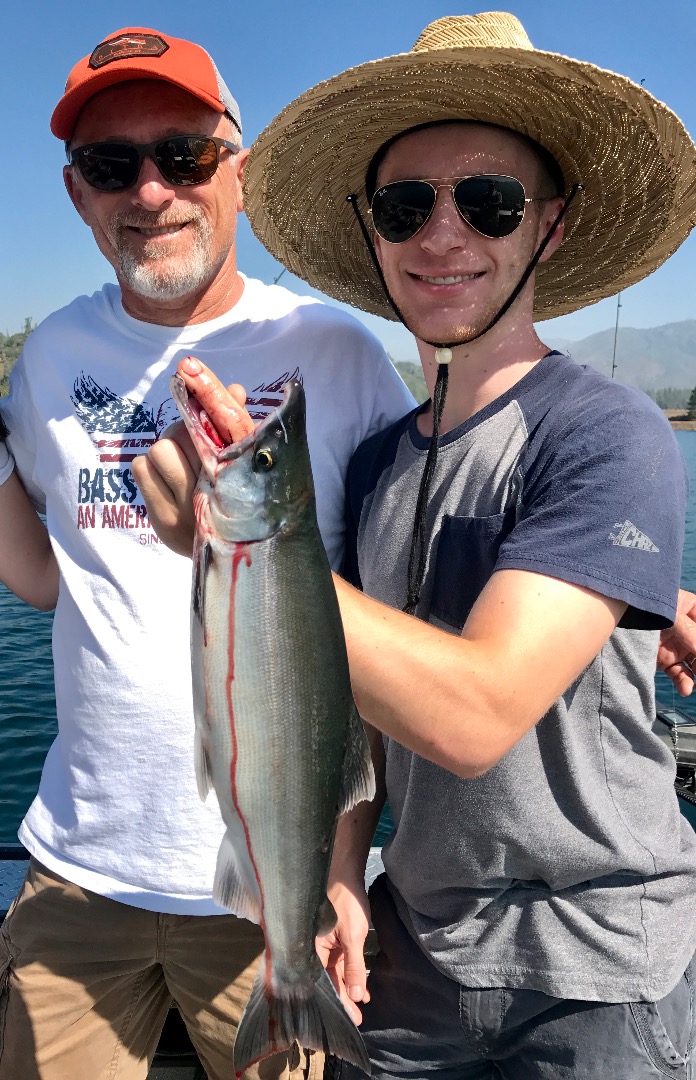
[609,520,659,552]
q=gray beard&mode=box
[107,210,220,301]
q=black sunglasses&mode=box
[70,135,240,193]
[370,174,550,243]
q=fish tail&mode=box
[233,963,371,1077]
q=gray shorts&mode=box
[334,874,694,1080]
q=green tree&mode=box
[687,385,696,421]
[0,321,34,397]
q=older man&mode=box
[0,27,413,1080]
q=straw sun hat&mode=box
[244,11,696,323]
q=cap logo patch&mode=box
[89,34,169,70]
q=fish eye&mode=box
[254,447,275,471]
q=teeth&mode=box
[419,273,479,284]
[137,224,185,236]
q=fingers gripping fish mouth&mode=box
[171,376,311,541]
[170,374,299,471]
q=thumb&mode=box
[342,940,369,1003]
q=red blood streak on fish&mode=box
[226,545,271,967]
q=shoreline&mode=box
[664,410,696,431]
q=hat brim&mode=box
[244,45,696,322]
[51,68,226,141]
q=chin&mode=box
[119,257,216,302]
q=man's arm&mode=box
[132,359,682,713]
[657,588,696,696]
[0,469,58,610]
[334,568,626,777]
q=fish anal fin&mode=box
[338,709,376,816]
[213,831,263,924]
[234,963,370,1076]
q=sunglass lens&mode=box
[454,176,526,238]
[74,144,140,192]
[155,137,219,186]
[371,181,437,243]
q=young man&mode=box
[239,12,696,1079]
[0,27,414,1080]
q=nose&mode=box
[129,154,177,211]
[417,187,470,255]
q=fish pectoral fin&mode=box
[316,897,337,937]
[213,831,263,924]
[234,962,371,1076]
[192,540,213,634]
[194,727,213,801]
[338,708,377,816]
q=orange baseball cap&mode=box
[51,27,242,141]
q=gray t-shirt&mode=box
[344,353,696,1002]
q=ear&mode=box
[234,148,250,212]
[63,165,93,226]
[536,197,566,265]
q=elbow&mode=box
[445,753,502,780]
[428,728,515,780]
[34,595,57,613]
[418,734,502,780]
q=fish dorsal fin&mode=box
[213,830,263,924]
[338,708,376,815]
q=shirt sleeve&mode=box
[0,349,46,512]
[0,415,14,486]
[496,390,686,629]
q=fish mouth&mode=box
[170,375,305,477]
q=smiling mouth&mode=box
[415,272,484,284]
[127,223,188,237]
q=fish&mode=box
[171,374,374,1076]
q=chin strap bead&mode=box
[434,347,453,365]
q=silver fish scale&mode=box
[198,520,354,986]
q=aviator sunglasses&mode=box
[70,135,240,193]
[370,174,550,243]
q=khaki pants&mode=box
[0,859,324,1080]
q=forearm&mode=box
[0,471,58,610]
[329,721,386,889]
[333,569,626,778]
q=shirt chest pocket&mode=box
[429,510,514,630]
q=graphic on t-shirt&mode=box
[609,520,659,552]
[245,368,303,420]
[71,368,303,541]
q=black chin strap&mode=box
[348,185,582,616]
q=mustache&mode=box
[109,208,206,231]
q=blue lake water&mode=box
[1,431,695,843]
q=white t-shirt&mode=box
[1,276,415,913]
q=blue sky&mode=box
[2,0,695,362]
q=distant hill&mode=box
[393,361,428,403]
[394,319,696,401]
[549,319,696,389]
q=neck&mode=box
[119,253,245,327]
[415,312,552,437]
